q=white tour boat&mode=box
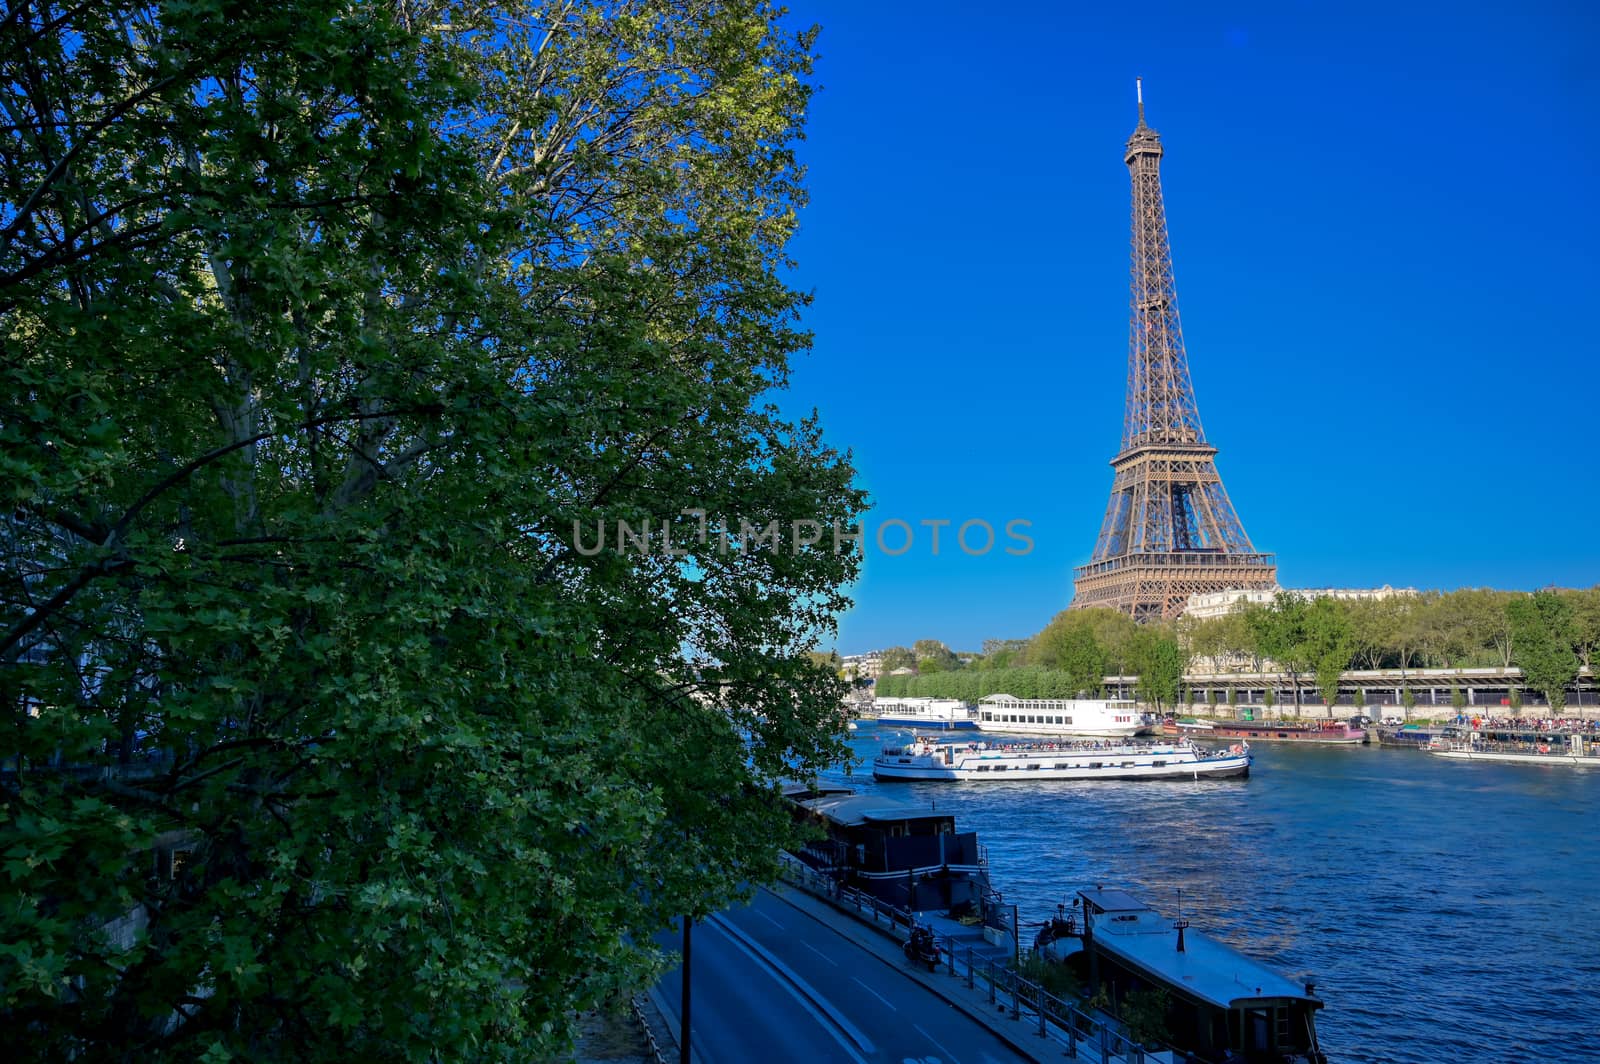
[872,735,1251,782]
[1428,732,1600,767]
[874,696,978,730]
[975,693,1144,738]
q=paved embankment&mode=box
[644,880,1173,1064]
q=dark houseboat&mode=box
[1037,888,1326,1064]
[783,783,988,914]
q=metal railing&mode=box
[630,995,670,1064]
[777,854,1180,1064]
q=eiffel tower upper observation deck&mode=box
[1071,80,1276,621]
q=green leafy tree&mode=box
[1402,687,1418,717]
[1450,686,1467,710]
[1249,593,1310,716]
[878,646,917,673]
[1390,593,1435,677]
[1344,597,1395,670]
[1132,635,1185,712]
[981,637,1027,659]
[0,2,859,1059]
[1263,687,1277,710]
[1417,592,1472,667]
[1216,608,1261,672]
[1035,618,1106,697]
[912,638,960,673]
[1451,588,1517,668]
[1509,685,1523,710]
[1077,608,1144,676]
[1557,587,1600,672]
[1507,590,1580,712]
[1122,987,1173,1049]
[1303,597,1354,711]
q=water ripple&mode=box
[827,732,1600,1063]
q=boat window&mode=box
[1088,761,1102,769]
[1065,717,1073,725]
[1027,764,1041,770]
[1121,762,1134,768]
[1152,760,1166,768]
[1055,764,1068,770]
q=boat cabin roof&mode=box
[1080,889,1320,1012]
[1080,887,1149,913]
[797,792,951,829]
[978,693,1136,707]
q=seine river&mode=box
[823,728,1600,1064]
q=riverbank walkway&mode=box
[641,865,1179,1064]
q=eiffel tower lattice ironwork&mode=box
[1072,80,1276,621]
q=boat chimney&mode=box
[1175,917,1188,952]
[1306,981,1317,996]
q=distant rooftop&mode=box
[1183,585,1417,619]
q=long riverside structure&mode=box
[1100,664,1598,711]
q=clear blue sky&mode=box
[774,0,1600,655]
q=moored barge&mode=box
[782,783,989,914]
[1176,717,1365,745]
[1037,888,1326,1064]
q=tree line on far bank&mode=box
[869,587,1600,713]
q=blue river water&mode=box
[821,728,1600,1064]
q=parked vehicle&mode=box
[903,924,940,971]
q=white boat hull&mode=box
[873,741,1250,782]
[977,723,1143,738]
[975,695,1145,738]
[875,716,977,730]
[1429,749,1600,767]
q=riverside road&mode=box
[653,887,1030,1064]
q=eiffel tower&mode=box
[1072,80,1276,621]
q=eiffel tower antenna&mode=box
[1071,83,1277,621]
